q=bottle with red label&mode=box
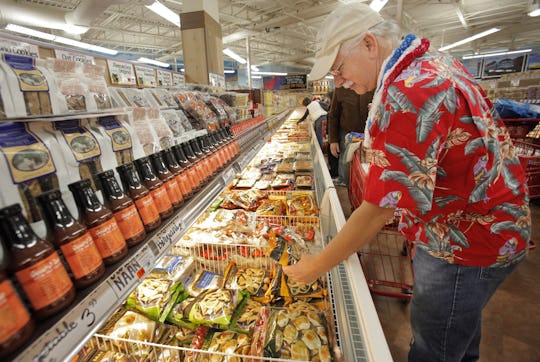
[149,152,184,209]
[0,204,76,319]
[172,144,201,193]
[183,141,209,186]
[37,190,105,289]
[208,132,226,171]
[160,148,193,200]
[190,138,211,183]
[134,157,174,220]
[116,163,161,232]
[0,265,34,358]
[68,179,128,265]
[97,170,146,247]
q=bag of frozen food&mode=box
[200,330,252,361]
[250,305,333,361]
[0,121,71,236]
[219,189,266,211]
[184,288,246,328]
[223,262,270,297]
[42,58,89,113]
[153,254,195,283]
[229,297,264,333]
[81,63,113,111]
[126,275,184,322]
[185,269,223,297]
[165,292,196,328]
[286,191,319,216]
[129,107,160,155]
[267,264,326,303]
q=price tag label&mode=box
[107,256,144,299]
[151,217,184,255]
[222,168,236,183]
[510,79,520,87]
[23,283,117,362]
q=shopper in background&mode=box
[328,87,374,186]
[284,3,531,362]
[298,96,328,148]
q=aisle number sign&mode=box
[134,65,157,87]
[157,69,173,87]
[107,59,136,85]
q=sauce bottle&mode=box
[172,144,201,193]
[190,138,211,182]
[0,268,34,358]
[133,157,174,219]
[218,128,234,162]
[0,204,76,319]
[37,190,105,289]
[183,141,208,186]
[97,170,146,247]
[198,136,216,177]
[116,163,161,232]
[209,132,226,171]
[225,126,241,156]
[149,153,184,209]
[68,179,128,265]
[160,148,193,200]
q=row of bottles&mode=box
[0,127,240,358]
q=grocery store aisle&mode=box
[335,185,540,362]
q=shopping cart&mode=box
[348,149,414,301]
[513,139,540,200]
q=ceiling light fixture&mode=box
[146,1,181,27]
[250,65,260,72]
[529,7,540,17]
[223,48,247,64]
[251,71,287,76]
[438,27,501,51]
[369,0,388,12]
[456,6,468,29]
[462,48,532,59]
[252,75,262,79]
[224,69,236,74]
[5,23,118,55]
[138,57,170,67]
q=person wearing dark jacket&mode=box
[328,87,374,185]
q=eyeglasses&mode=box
[329,47,353,77]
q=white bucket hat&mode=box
[308,2,384,80]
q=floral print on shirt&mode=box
[364,51,531,267]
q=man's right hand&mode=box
[330,142,340,158]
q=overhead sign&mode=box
[107,60,136,85]
[0,37,39,58]
[157,69,173,87]
[134,65,157,87]
[55,49,95,64]
[263,74,307,90]
[172,72,185,87]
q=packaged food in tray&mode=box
[185,269,223,297]
[153,255,195,282]
[271,173,294,189]
[219,189,266,211]
[287,191,319,216]
[294,160,313,172]
[126,274,184,322]
[230,298,264,333]
[183,288,246,328]
[267,264,326,302]
[204,330,252,360]
[255,198,286,216]
[194,209,256,233]
[276,162,294,173]
[250,304,333,361]
[295,175,314,189]
[253,180,271,190]
[296,152,312,161]
[223,262,271,297]
[234,178,257,189]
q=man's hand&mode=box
[330,142,340,158]
[283,254,321,285]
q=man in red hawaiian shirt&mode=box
[284,3,531,361]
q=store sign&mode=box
[526,52,540,71]
[54,49,94,64]
[209,72,226,88]
[0,37,39,58]
[482,54,526,78]
[263,74,307,90]
[157,69,173,87]
[107,59,136,85]
[172,71,185,87]
[134,65,157,87]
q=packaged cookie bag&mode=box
[81,63,113,111]
[0,121,70,236]
[42,58,88,113]
[0,66,16,119]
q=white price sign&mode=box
[222,168,236,184]
[151,218,184,254]
[107,248,153,298]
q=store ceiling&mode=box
[1,0,540,72]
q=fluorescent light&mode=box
[63,24,89,35]
[462,49,532,59]
[5,24,118,55]
[250,65,260,72]
[6,23,55,41]
[251,71,287,76]
[251,75,262,79]
[138,57,170,67]
[146,1,180,27]
[369,0,388,12]
[325,75,334,79]
[224,69,236,74]
[529,8,540,17]
[223,48,247,64]
[439,27,501,51]
[456,6,468,29]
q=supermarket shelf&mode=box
[9,116,285,362]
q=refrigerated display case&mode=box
[9,109,391,362]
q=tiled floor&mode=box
[335,185,540,362]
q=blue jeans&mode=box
[314,115,326,149]
[409,247,519,362]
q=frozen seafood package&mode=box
[250,305,334,361]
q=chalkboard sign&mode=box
[263,74,307,90]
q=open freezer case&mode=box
[75,109,391,362]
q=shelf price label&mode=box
[222,168,236,184]
[107,250,152,299]
[24,283,117,362]
[150,218,184,255]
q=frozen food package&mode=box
[219,189,266,211]
[185,269,223,297]
[223,262,270,297]
[126,275,183,322]
[202,330,252,360]
[0,121,71,235]
[250,305,333,361]
[0,66,16,119]
[286,191,319,216]
[28,120,104,191]
[230,297,264,333]
[160,109,186,140]
[146,107,174,150]
[0,54,67,117]
[129,107,160,155]
[152,254,195,282]
[165,293,196,328]
[184,288,245,328]
[87,115,145,168]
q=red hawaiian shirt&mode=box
[364,51,531,267]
